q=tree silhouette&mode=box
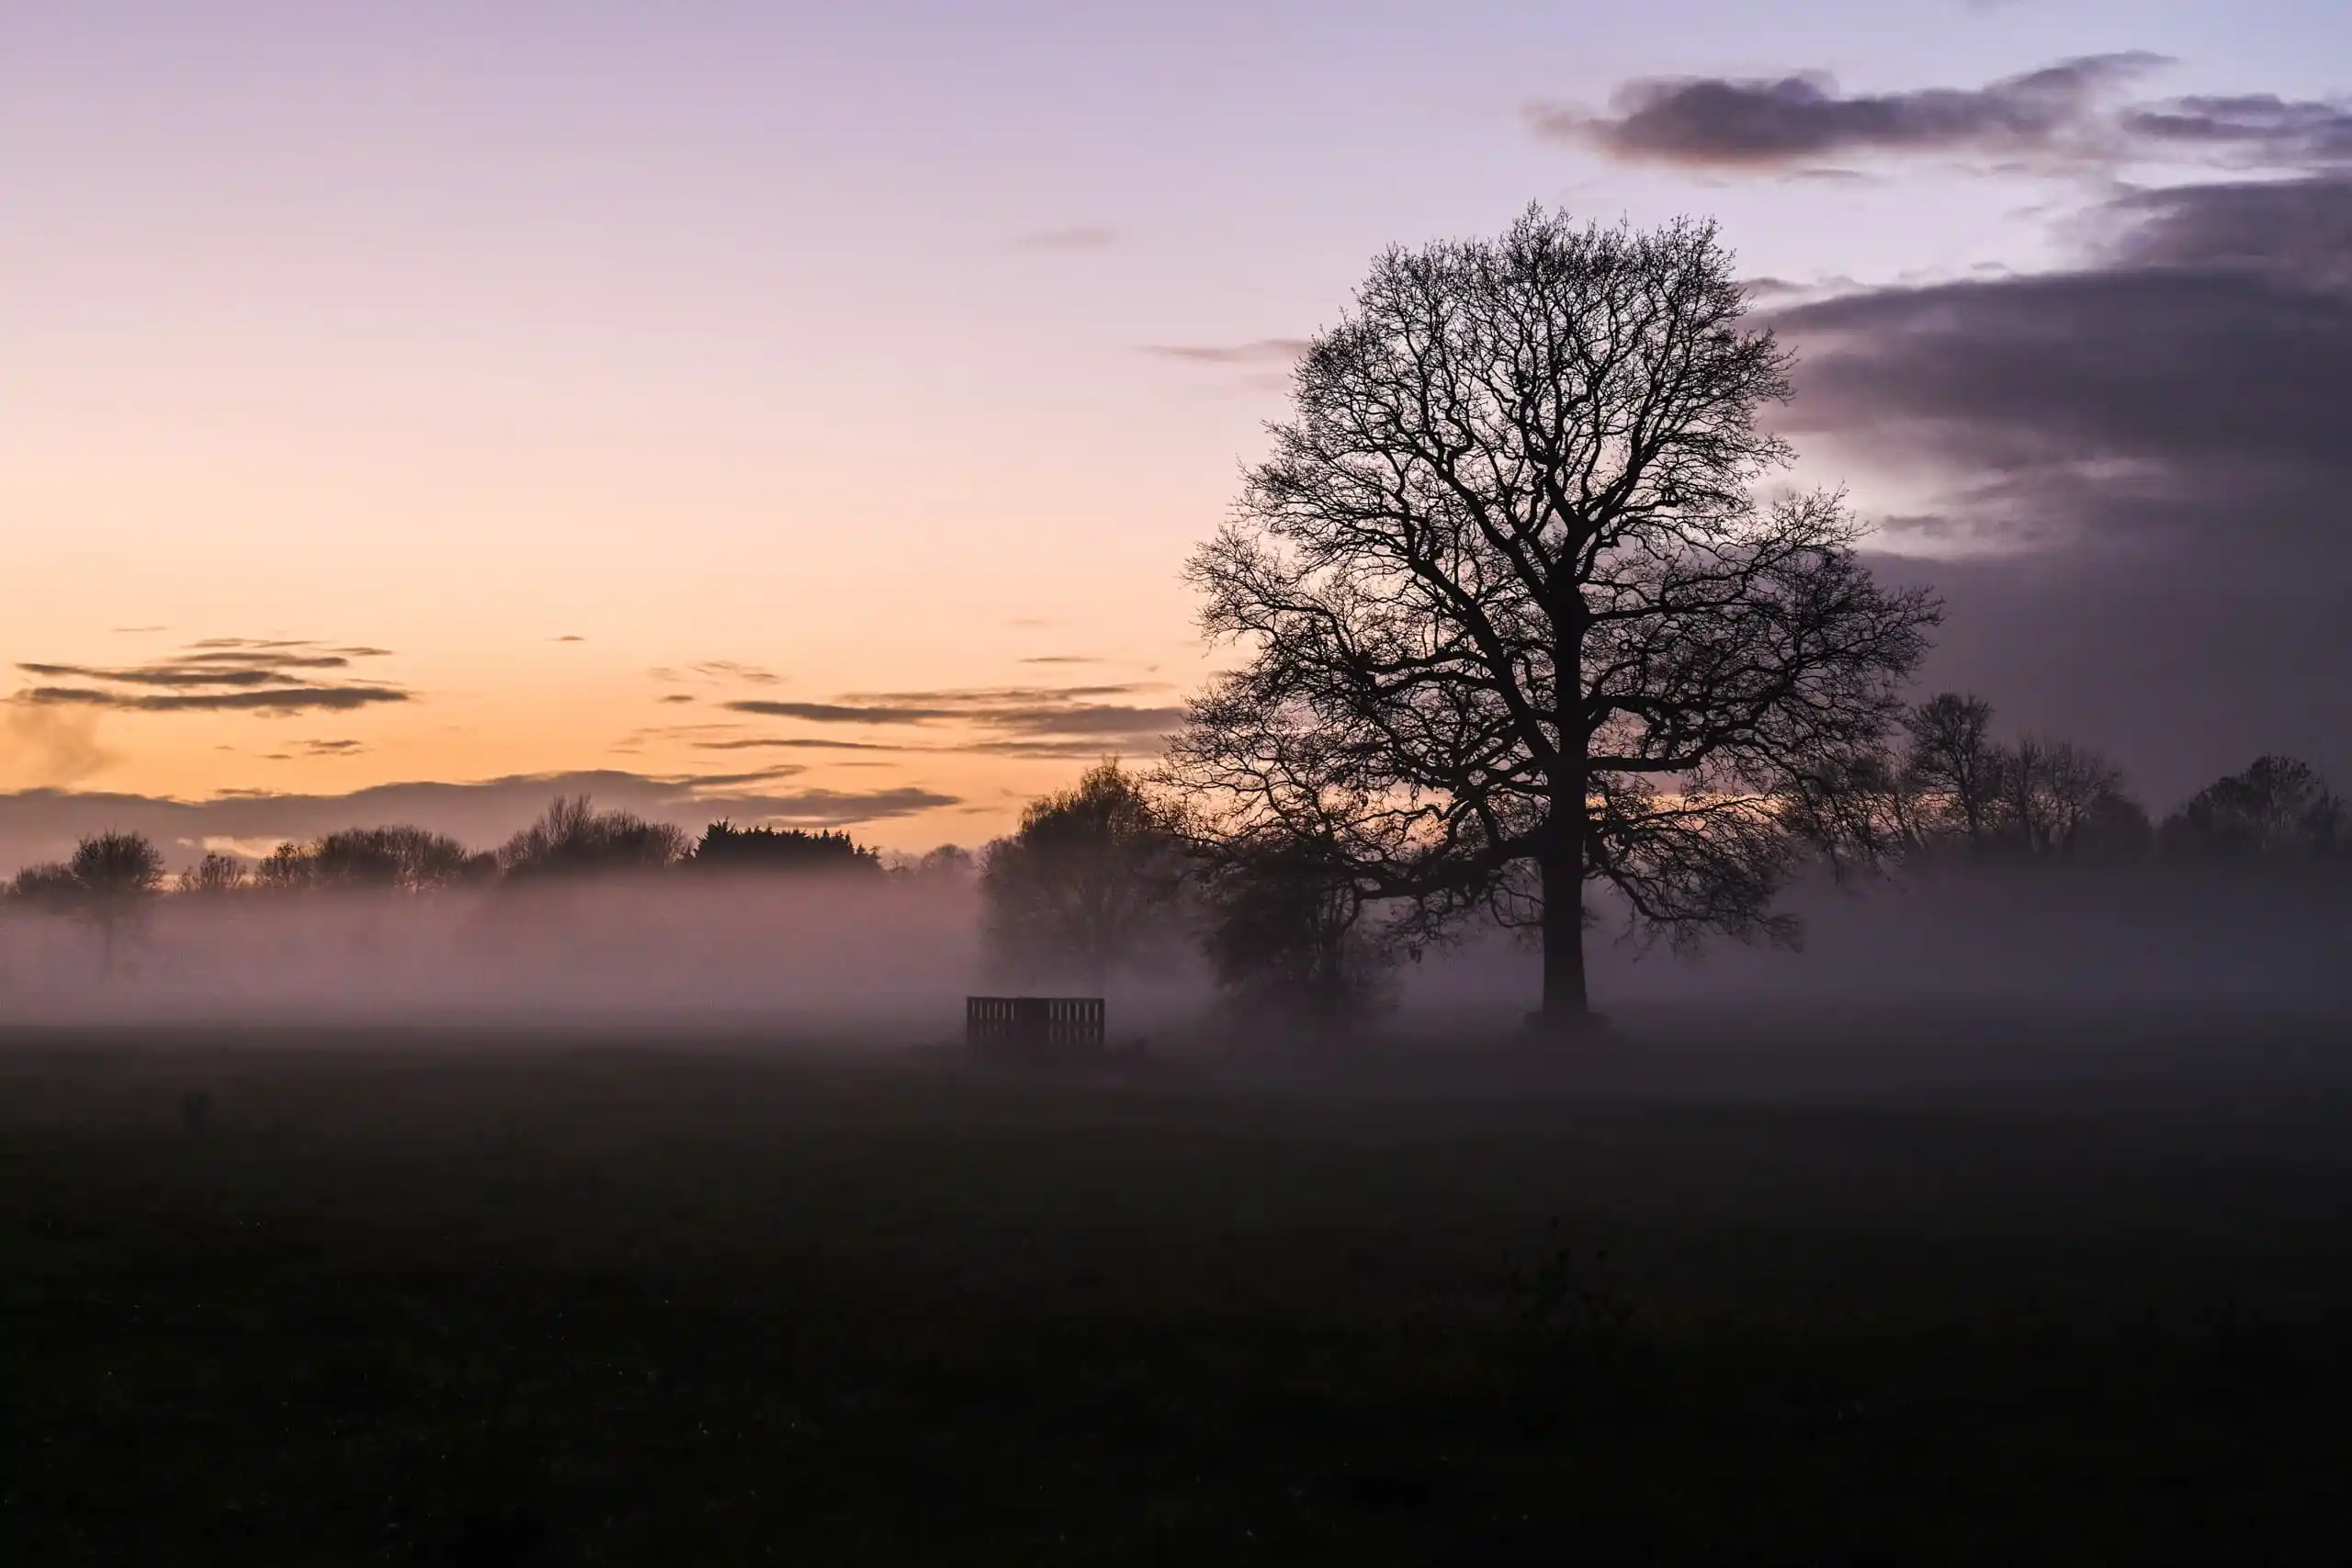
[6,862,85,911]
[254,840,315,892]
[2163,756,2345,860]
[979,761,1187,988]
[1901,694,2005,852]
[687,821,881,875]
[2001,738,2145,859]
[66,830,164,973]
[1160,716,1398,1027]
[895,844,976,886]
[177,852,251,895]
[1874,694,2148,863]
[1194,830,1392,1032]
[317,826,488,889]
[1179,208,1937,1031]
[499,796,688,881]
[247,827,492,891]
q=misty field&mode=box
[5,1024,2350,1565]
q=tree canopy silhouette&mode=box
[1783,692,2149,867]
[6,861,87,911]
[2163,756,2345,860]
[1176,208,1938,1030]
[499,796,690,880]
[67,830,165,902]
[687,821,882,875]
[979,761,1186,988]
[177,852,250,895]
[254,826,492,892]
[37,830,168,972]
[1900,694,2007,853]
[1191,827,1393,1032]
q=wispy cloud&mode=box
[25,661,345,689]
[724,701,965,725]
[846,683,1160,704]
[694,737,908,752]
[951,738,1174,760]
[23,685,410,714]
[11,639,410,716]
[650,660,783,687]
[691,660,780,685]
[655,764,808,791]
[1142,338,1311,367]
[2122,95,2352,170]
[1,702,112,786]
[719,682,1184,752]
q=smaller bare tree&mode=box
[1161,710,1406,1029]
[1883,694,2146,864]
[2163,756,2346,860]
[1900,694,2007,852]
[177,852,251,895]
[1195,836,1394,1034]
[68,830,165,973]
[2003,739,2141,858]
[500,796,689,881]
[254,841,316,892]
[979,761,1188,989]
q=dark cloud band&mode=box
[1769,175,2352,799]
[1536,55,2348,175]
[719,683,1182,747]
[23,685,411,714]
[1142,339,1311,367]
[10,638,409,716]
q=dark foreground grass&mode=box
[3,1033,2349,1564]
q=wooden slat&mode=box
[966,996,1105,1056]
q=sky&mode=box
[3,0,2347,870]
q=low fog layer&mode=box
[0,879,990,1037]
[1406,867,2352,1018]
[4,865,2345,1076]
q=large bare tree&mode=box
[1177,209,1938,1032]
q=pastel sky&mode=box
[5,1,2347,867]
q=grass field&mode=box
[4,1023,2349,1563]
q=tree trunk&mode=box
[1537,839,1589,1029]
[1536,607,1594,1034]
[1534,777,1591,1032]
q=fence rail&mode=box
[966,996,1105,1059]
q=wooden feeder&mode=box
[966,996,1105,1062]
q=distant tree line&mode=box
[1773,694,2345,873]
[967,739,2348,1036]
[3,796,923,934]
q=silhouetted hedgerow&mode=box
[685,821,882,875]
